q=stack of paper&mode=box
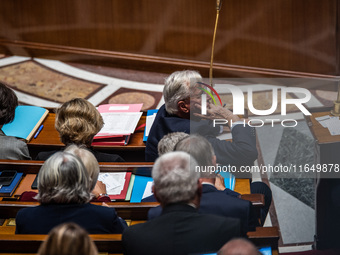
[98,172,132,200]
[92,104,143,146]
[315,115,340,136]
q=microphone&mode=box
[216,0,222,10]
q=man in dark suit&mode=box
[145,70,258,168]
[146,135,259,234]
[122,151,241,255]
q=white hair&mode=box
[157,132,189,156]
[163,70,202,115]
[152,151,200,205]
[175,135,216,179]
[64,144,99,192]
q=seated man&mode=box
[157,132,189,156]
[145,70,258,167]
[0,82,31,160]
[122,151,241,255]
[147,135,259,234]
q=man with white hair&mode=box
[146,135,262,234]
[145,70,258,168]
[122,151,241,255]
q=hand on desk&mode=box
[92,180,107,198]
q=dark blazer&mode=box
[146,184,257,234]
[145,104,258,166]
[15,203,127,234]
[122,204,241,255]
[36,147,124,162]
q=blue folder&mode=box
[0,172,23,196]
[218,171,235,190]
[130,175,153,203]
[143,109,159,142]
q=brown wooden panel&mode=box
[0,0,339,76]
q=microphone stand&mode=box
[209,0,223,87]
[331,81,340,116]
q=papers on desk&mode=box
[98,112,143,135]
[142,181,154,199]
[98,172,132,200]
[92,104,143,146]
[315,115,340,135]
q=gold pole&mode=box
[209,0,222,87]
[330,81,340,116]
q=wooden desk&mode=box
[306,112,340,250]
[0,160,252,195]
[27,113,146,161]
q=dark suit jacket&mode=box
[36,147,124,162]
[145,104,258,166]
[122,204,241,255]
[15,203,127,234]
[146,184,257,234]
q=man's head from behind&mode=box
[218,238,259,255]
[175,134,217,179]
[158,132,189,156]
[163,70,202,117]
[152,151,201,206]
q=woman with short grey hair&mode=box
[36,151,91,204]
[15,151,127,234]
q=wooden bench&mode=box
[0,201,159,221]
[0,234,123,254]
[0,227,279,254]
[0,160,277,252]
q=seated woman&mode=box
[38,222,98,255]
[36,98,124,162]
[15,151,127,234]
[0,82,31,160]
[20,144,110,202]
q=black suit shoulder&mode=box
[123,204,241,255]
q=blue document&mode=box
[143,109,158,142]
[130,175,153,203]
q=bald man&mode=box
[218,238,259,255]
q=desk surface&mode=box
[27,113,146,161]
[29,113,146,150]
[306,111,340,144]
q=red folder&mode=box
[107,172,132,200]
[92,135,130,146]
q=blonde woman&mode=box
[36,98,124,162]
